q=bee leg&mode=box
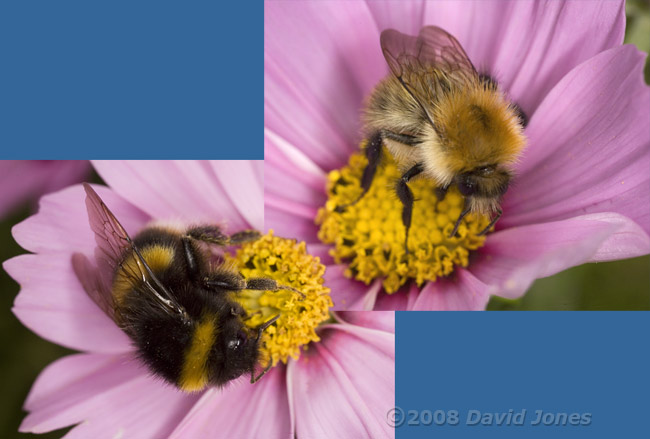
[250,362,273,384]
[244,278,305,300]
[358,131,383,198]
[477,208,502,236]
[250,314,280,383]
[186,225,229,245]
[203,271,305,299]
[227,230,262,245]
[181,236,207,283]
[203,268,247,292]
[186,226,261,246]
[182,236,249,288]
[435,184,449,201]
[255,314,280,341]
[334,131,384,213]
[449,203,472,238]
[396,163,424,255]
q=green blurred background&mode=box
[1,2,649,438]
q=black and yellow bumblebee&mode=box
[341,26,527,250]
[72,183,294,392]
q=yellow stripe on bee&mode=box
[112,245,175,305]
[179,316,217,392]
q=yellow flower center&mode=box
[225,231,332,368]
[316,146,491,294]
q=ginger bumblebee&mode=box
[72,184,296,392]
[346,26,527,250]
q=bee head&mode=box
[210,316,259,385]
[454,165,511,213]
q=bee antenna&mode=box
[449,204,471,238]
[477,208,502,236]
[255,314,280,342]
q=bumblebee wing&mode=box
[380,26,476,109]
[81,183,188,322]
[381,26,476,76]
[72,252,115,320]
[83,183,136,273]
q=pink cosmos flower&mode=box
[264,0,650,310]
[5,161,395,438]
[0,160,90,218]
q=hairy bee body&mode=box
[73,184,284,392]
[352,26,528,243]
[114,226,230,320]
[113,227,253,391]
[364,75,433,169]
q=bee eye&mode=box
[228,330,248,350]
[458,177,477,196]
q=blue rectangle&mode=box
[395,312,650,438]
[0,1,262,158]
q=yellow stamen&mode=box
[316,146,491,294]
[225,231,332,368]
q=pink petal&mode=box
[22,352,196,439]
[586,213,650,262]
[24,353,123,412]
[503,45,650,236]
[374,283,420,311]
[471,213,647,299]
[7,184,146,353]
[265,151,327,209]
[22,353,141,432]
[169,368,291,439]
[335,311,395,333]
[265,1,384,170]
[306,243,335,266]
[0,160,89,217]
[289,324,395,439]
[6,254,131,353]
[11,184,148,255]
[366,0,426,36]
[354,279,382,310]
[63,378,197,439]
[209,161,264,230]
[264,194,320,222]
[411,268,491,311]
[265,205,319,243]
[325,264,382,310]
[92,161,250,230]
[265,130,328,191]
[423,0,625,115]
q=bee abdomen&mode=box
[121,294,193,386]
[178,316,218,392]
